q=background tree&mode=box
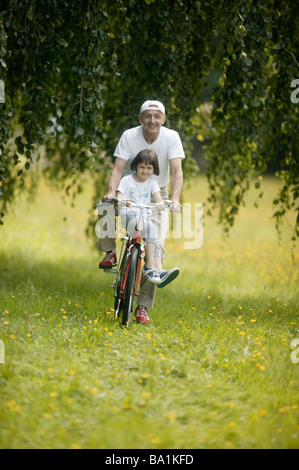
[0,0,298,240]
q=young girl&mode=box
[116,149,165,284]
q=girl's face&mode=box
[136,162,154,181]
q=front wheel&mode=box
[122,246,139,327]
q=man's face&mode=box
[139,108,166,136]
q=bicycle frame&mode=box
[111,201,151,325]
[113,229,143,318]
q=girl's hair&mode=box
[130,149,160,176]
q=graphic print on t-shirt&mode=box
[129,185,150,205]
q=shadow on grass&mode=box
[0,249,105,303]
[1,249,297,329]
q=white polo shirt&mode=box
[113,125,185,188]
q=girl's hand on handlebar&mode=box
[155,201,165,211]
[106,197,132,207]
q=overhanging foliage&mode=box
[0,0,298,239]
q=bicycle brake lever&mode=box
[105,198,119,204]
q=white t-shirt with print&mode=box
[113,125,185,188]
[117,174,160,218]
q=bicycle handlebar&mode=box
[98,198,174,210]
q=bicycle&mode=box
[96,198,173,327]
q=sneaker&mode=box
[135,305,150,324]
[158,267,180,288]
[143,265,161,284]
[99,251,117,269]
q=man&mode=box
[99,100,185,324]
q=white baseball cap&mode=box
[140,100,165,115]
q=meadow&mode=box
[0,173,298,449]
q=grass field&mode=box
[0,174,298,449]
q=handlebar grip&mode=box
[94,198,119,209]
[105,198,119,204]
[163,199,173,208]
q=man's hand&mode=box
[170,201,182,213]
[102,193,116,202]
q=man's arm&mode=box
[169,158,183,211]
[103,157,127,199]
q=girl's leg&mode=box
[142,219,157,269]
[154,242,162,272]
[144,242,155,268]
[143,242,161,284]
[154,256,162,272]
[142,220,161,284]
[143,225,161,284]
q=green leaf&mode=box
[58,38,69,48]
[75,127,85,137]
[26,4,35,21]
